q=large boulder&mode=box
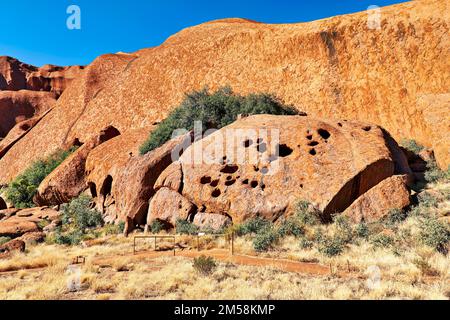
[0,239,26,255]
[147,187,196,227]
[33,126,120,206]
[0,219,39,238]
[1,0,448,186]
[155,114,410,223]
[342,175,411,223]
[193,212,232,231]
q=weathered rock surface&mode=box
[0,0,448,184]
[0,219,39,238]
[156,114,410,223]
[34,126,121,206]
[342,175,411,223]
[0,239,26,255]
[0,56,83,95]
[0,90,56,138]
[193,212,232,231]
[147,187,196,227]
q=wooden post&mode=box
[231,232,234,256]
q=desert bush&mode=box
[400,139,424,154]
[235,217,271,236]
[370,234,394,249]
[0,236,11,246]
[419,217,450,254]
[355,223,370,240]
[424,160,447,184]
[299,236,314,250]
[334,216,353,243]
[61,195,103,231]
[413,257,440,277]
[193,255,217,276]
[317,236,345,257]
[294,200,321,226]
[384,208,407,227]
[139,87,298,154]
[49,195,103,246]
[4,147,77,208]
[253,226,279,252]
[277,217,305,238]
[103,222,125,235]
[150,220,164,234]
[176,219,199,235]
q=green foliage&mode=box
[49,195,103,246]
[334,216,353,244]
[299,236,314,250]
[293,200,321,226]
[253,226,279,252]
[384,208,407,227]
[103,221,125,236]
[277,217,305,238]
[370,234,394,249]
[317,236,345,257]
[419,217,450,254]
[424,160,447,184]
[235,217,271,236]
[193,255,217,276]
[150,220,165,234]
[400,139,424,154]
[355,223,370,240]
[0,236,11,246]
[4,148,77,208]
[139,87,298,154]
[176,219,199,235]
[61,195,103,231]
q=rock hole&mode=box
[278,144,293,157]
[220,165,239,174]
[0,197,6,210]
[100,175,113,197]
[318,129,331,139]
[337,123,343,127]
[211,189,221,198]
[225,179,236,186]
[306,135,313,140]
[308,141,319,147]
[200,176,212,185]
[250,181,258,188]
[309,149,317,156]
[362,126,372,132]
[210,179,220,188]
[20,123,31,131]
[254,166,260,172]
[243,139,253,148]
[261,184,266,191]
[242,179,249,185]
[226,176,232,181]
[88,182,98,198]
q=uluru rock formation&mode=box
[148,114,411,229]
[0,0,448,185]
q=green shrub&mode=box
[150,220,165,234]
[334,216,353,244]
[277,217,305,238]
[54,229,84,246]
[317,236,345,257]
[253,226,279,252]
[139,87,298,154]
[176,219,199,235]
[193,255,217,276]
[419,217,450,254]
[294,200,321,226]
[4,147,77,208]
[400,139,424,154]
[0,236,11,246]
[103,222,125,235]
[299,236,314,249]
[384,208,407,227]
[370,234,394,249]
[424,160,447,184]
[235,217,271,236]
[61,195,103,231]
[355,223,370,240]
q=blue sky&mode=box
[0,0,408,67]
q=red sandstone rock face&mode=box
[34,126,121,206]
[0,56,83,96]
[0,90,56,138]
[342,175,411,223]
[0,0,447,184]
[154,115,409,223]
